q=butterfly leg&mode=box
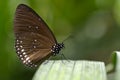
[60,53,70,64]
[43,56,52,65]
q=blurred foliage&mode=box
[0,0,120,80]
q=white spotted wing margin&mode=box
[14,4,57,67]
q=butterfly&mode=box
[14,4,64,67]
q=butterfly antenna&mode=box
[60,53,70,62]
[63,34,73,43]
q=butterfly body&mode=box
[14,4,64,67]
[51,43,64,56]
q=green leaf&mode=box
[107,51,120,80]
[33,60,107,80]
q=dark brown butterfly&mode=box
[14,4,64,67]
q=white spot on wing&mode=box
[21,49,24,52]
[23,52,26,55]
[28,60,31,63]
[38,18,41,21]
[16,45,18,48]
[21,58,24,60]
[24,55,27,58]
[26,57,29,61]
[20,41,23,43]
[36,26,38,29]
[34,39,37,42]
[34,65,37,67]
[16,42,19,44]
[23,60,26,63]
[16,40,19,42]
[33,46,36,48]
[20,45,23,48]
[17,48,20,50]
[17,51,20,54]
[19,55,22,57]
[28,26,31,28]
[25,62,28,65]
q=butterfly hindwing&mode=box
[14,4,57,67]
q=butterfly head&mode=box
[51,43,64,56]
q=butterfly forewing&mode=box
[14,4,57,67]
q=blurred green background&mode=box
[0,0,120,80]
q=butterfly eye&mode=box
[14,4,64,68]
